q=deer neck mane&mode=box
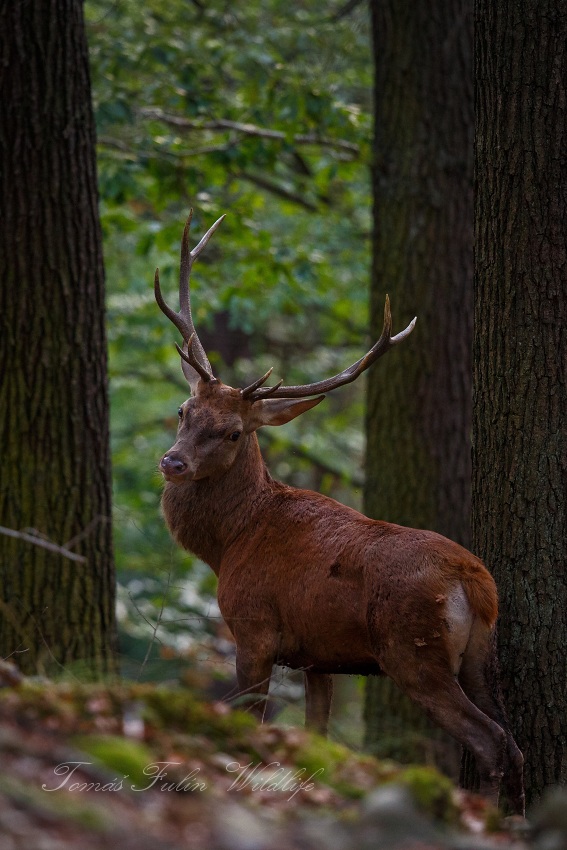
[161,432,273,573]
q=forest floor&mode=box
[0,661,561,850]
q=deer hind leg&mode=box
[304,671,333,736]
[376,643,507,807]
[235,649,274,722]
[458,621,525,815]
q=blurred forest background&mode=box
[90,0,373,729]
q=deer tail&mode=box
[460,562,498,629]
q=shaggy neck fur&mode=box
[161,432,275,573]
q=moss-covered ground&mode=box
[0,673,545,848]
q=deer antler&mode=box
[175,335,213,384]
[241,368,285,399]
[243,296,416,401]
[154,210,225,385]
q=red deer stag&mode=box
[154,212,524,814]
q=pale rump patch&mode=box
[444,583,474,675]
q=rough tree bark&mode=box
[364,0,473,776]
[0,0,116,675]
[472,0,566,805]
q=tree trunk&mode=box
[0,0,116,675]
[472,0,567,805]
[364,0,473,778]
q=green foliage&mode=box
[293,735,351,776]
[396,766,459,823]
[143,686,257,744]
[293,736,356,795]
[85,0,373,657]
[72,735,156,788]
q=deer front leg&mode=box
[235,649,274,723]
[304,671,333,736]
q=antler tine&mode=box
[241,367,274,398]
[189,213,227,263]
[255,378,284,399]
[154,268,190,340]
[155,211,226,384]
[178,209,194,319]
[179,211,226,378]
[179,211,226,312]
[175,336,213,384]
[246,296,417,402]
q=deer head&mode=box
[155,212,416,483]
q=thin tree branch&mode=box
[99,137,323,208]
[329,0,366,23]
[64,515,109,550]
[135,567,173,680]
[98,135,234,160]
[0,526,86,563]
[260,429,364,487]
[235,171,320,211]
[138,108,360,156]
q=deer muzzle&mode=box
[160,453,188,480]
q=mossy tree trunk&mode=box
[470,0,567,806]
[364,0,473,778]
[0,0,116,675]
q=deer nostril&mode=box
[160,455,187,475]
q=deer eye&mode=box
[229,431,241,442]
[177,407,183,419]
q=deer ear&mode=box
[248,395,325,430]
[180,354,201,396]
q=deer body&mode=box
[154,214,525,815]
[163,420,492,678]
